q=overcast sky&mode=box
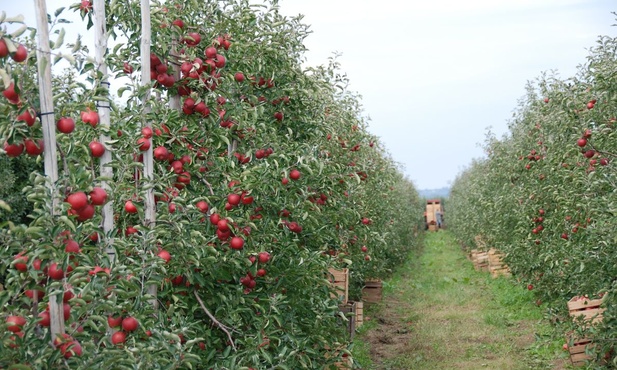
[3,1,616,189]
[277,0,616,189]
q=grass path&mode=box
[352,230,568,370]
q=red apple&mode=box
[57,117,75,134]
[0,39,8,58]
[4,141,24,157]
[194,102,210,116]
[217,219,229,232]
[89,141,105,158]
[76,204,95,221]
[13,253,28,271]
[184,32,201,46]
[196,200,209,213]
[258,252,270,264]
[108,315,122,328]
[10,44,27,63]
[123,62,134,74]
[205,46,217,59]
[67,192,88,210]
[17,108,37,126]
[158,249,171,263]
[47,262,65,280]
[137,137,151,151]
[122,317,139,332]
[230,236,244,250]
[141,127,153,139]
[172,19,184,28]
[111,331,126,345]
[61,340,82,359]
[24,138,44,156]
[80,108,99,127]
[228,193,241,206]
[6,316,26,333]
[153,146,169,161]
[64,239,81,253]
[2,82,19,103]
[214,54,226,68]
[38,311,50,327]
[289,169,301,180]
[125,200,138,214]
[89,187,108,205]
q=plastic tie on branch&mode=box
[38,111,54,118]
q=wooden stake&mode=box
[93,0,115,264]
[140,0,158,309]
[33,0,64,339]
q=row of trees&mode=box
[448,25,617,367]
[0,0,422,368]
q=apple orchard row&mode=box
[0,1,422,368]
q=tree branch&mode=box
[200,175,215,195]
[193,290,237,351]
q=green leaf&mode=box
[0,199,11,212]
[58,215,76,233]
[54,7,66,17]
[10,25,27,38]
[4,14,25,23]
[52,28,66,50]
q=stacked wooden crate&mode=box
[328,268,349,304]
[339,301,357,340]
[469,235,488,271]
[362,279,383,303]
[471,250,489,272]
[488,248,510,278]
[355,301,364,328]
[566,295,606,366]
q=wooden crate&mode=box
[328,268,349,304]
[362,279,383,304]
[428,224,437,231]
[566,295,606,366]
[568,296,605,325]
[488,248,511,278]
[355,301,364,328]
[339,301,357,340]
[567,335,594,367]
[473,251,489,272]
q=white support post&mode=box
[93,0,115,264]
[33,0,64,339]
[140,0,157,309]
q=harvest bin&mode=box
[566,335,595,367]
[567,295,605,325]
[354,301,364,328]
[566,295,606,366]
[339,301,357,340]
[471,249,489,272]
[488,248,510,278]
[328,268,349,304]
[362,279,383,303]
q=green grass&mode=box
[352,230,570,369]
